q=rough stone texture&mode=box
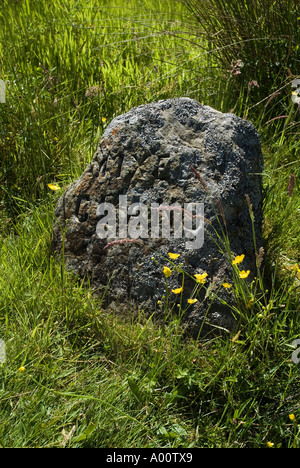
[52,98,263,337]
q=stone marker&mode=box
[52,98,263,337]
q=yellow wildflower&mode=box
[294,264,300,280]
[246,298,254,309]
[222,282,232,289]
[239,270,250,279]
[168,253,180,260]
[163,266,172,278]
[188,298,198,304]
[232,254,245,265]
[289,414,296,421]
[48,183,61,191]
[101,117,107,123]
[172,287,183,295]
[194,272,208,284]
[266,442,274,448]
[18,366,26,372]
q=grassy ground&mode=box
[0,0,299,448]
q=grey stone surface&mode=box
[52,97,263,337]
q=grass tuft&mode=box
[0,0,299,448]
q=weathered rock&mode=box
[52,98,263,337]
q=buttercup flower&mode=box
[101,117,107,123]
[232,254,245,265]
[48,183,60,191]
[222,282,232,289]
[168,253,180,260]
[239,270,250,279]
[163,266,172,278]
[293,264,300,279]
[188,298,198,304]
[18,366,26,372]
[266,442,274,448]
[194,272,208,284]
[172,287,183,294]
[289,414,296,421]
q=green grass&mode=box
[0,0,299,448]
[0,0,208,219]
[0,204,299,448]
